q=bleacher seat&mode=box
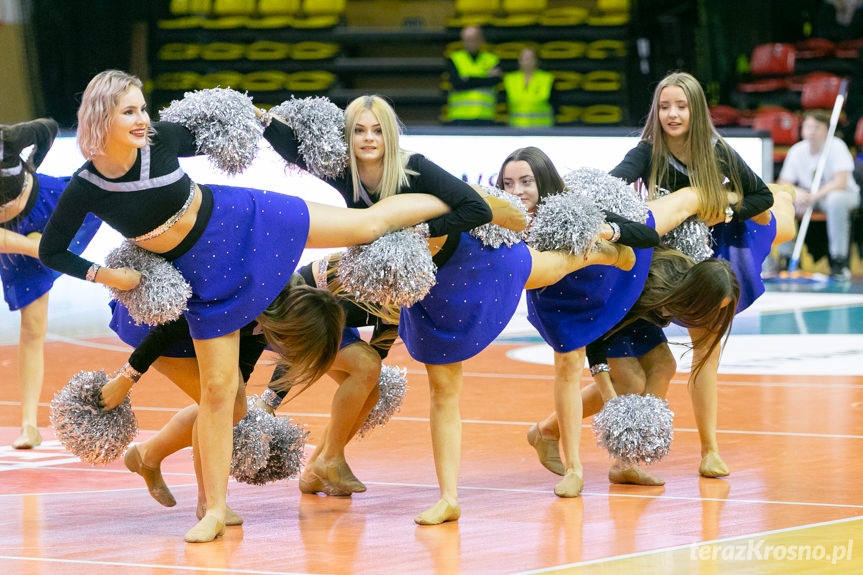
[293,0,344,28]
[539,41,585,60]
[539,6,587,26]
[445,0,499,28]
[794,38,834,59]
[752,106,800,161]
[213,0,255,16]
[801,72,843,109]
[258,0,300,16]
[750,43,795,76]
[709,105,740,127]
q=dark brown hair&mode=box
[257,284,345,393]
[626,248,739,375]
[495,146,565,202]
[803,109,830,126]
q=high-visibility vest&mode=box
[447,50,499,121]
[504,70,555,127]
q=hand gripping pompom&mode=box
[526,191,605,255]
[105,241,192,326]
[49,370,139,465]
[160,87,261,175]
[592,394,674,465]
[357,365,408,438]
[469,185,529,248]
[563,167,649,224]
[269,96,348,179]
[337,224,437,307]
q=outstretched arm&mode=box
[0,229,40,258]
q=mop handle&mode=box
[788,79,848,271]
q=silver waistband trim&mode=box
[131,182,196,242]
[315,255,330,289]
[0,161,22,177]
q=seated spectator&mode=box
[777,110,861,280]
[503,47,556,128]
[446,26,501,126]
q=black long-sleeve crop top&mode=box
[263,119,492,238]
[609,140,773,221]
[39,122,207,280]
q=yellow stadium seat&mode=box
[157,17,203,30]
[169,0,211,15]
[243,71,291,91]
[550,71,582,91]
[303,0,345,14]
[493,41,538,60]
[490,13,539,27]
[454,0,500,14]
[586,40,626,59]
[501,0,546,13]
[287,70,337,92]
[582,104,622,124]
[213,0,255,16]
[597,0,630,13]
[158,43,202,61]
[200,16,248,29]
[587,12,630,26]
[245,16,294,28]
[539,6,588,26]
[583,70,621,91]
[200,42,246,60]
[556,105,582,125]
[246,41,292,60]
[540,41,586,60]
[258,0,301,15]
[197,71,245,89]
[154,72,201,91]
[290,41,339,60]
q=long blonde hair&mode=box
[344,95,416,202]
[642,72,743,222]
[77,70,153,158]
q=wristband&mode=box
[259,109,271,128]
[261,388,283,410]
[85,263,101,283]
[589,363,611,376]
[608,222,621,243]
[119,362,143,383]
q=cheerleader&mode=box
[1,119,101,449]
[38,70,461,543]
[262,94,519,497]
[546,186,797,481]
[501,147,659,498]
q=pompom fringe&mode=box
[469,185,528,248]
[105,241,192,326]
[526,191,604,255]
[49,370,138,465]
[592,394,674,465]
[357,365,408,438]
[337,224,436,307]
[160,87,261,174]
[563,167,649,224]
[269,96,348,180]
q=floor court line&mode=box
[511,514,863,574]
[0,556,310,575]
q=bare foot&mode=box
[12,424,42,449]
[554,470,584,498]
[526,424,564,476]
[608,461,665,486]
[124,444,176,507]
[699,451,729,478]
[414,497,461,525]
[184,513,225,543]
[197,502,243,526]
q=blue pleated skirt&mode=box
[1,174,101,311]
[399,233,532,365]
[603,319,668,359]
[710,214,776,313]
[526,212,656,353]
[173,185,309,340]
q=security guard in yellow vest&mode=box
[446,26,501,125]
[504,48,555,128]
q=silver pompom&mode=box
[49,370,138,465]
[526,191,604,254]
[230,397,274,483]
[469,185,528,248]
[105,241,192,326]
[563,167,648,224]
[269,96,348,179]
[358,364,408,438]
[241,416,308,485]
[337,224,437,307]
[160,87,261,174]
[592,394,674,465]
[656,188,714,262]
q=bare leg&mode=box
[687,327,728,478]
[647,186,701,236]
[304,193,450,248]
[524,242,635,290]
[300,342,381,495]
[764,183,797,245]
[13,293,48,449]
[551,349,584,497]
[183,332,240,543]
[415,362,462,525]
